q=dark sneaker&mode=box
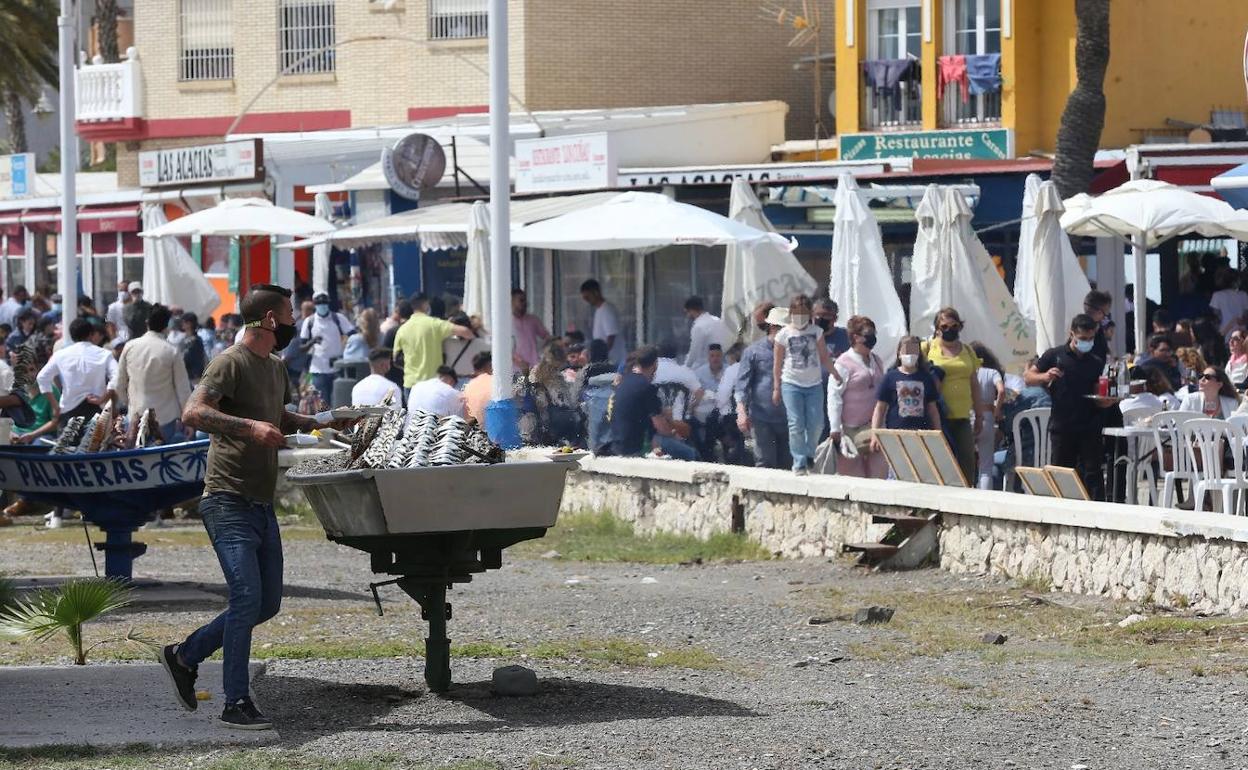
[220,697,273,730]
[158,644,198,712]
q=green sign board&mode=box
[839,128,1013,161]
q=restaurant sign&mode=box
[0,153,35,198]
[839,129,1013,161]
[515,132,616,193]
[139,139,263,188]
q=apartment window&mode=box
[950,0,1001,55]
[179,0,233,81]
[279,0,336,74]
[429,0,488,40]
[867,0,921,60]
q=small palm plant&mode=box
[0,577,150,665]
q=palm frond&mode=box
[0,578,133,661]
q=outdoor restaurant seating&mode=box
[1154,411,1203,509]
[1003,407,1051,492]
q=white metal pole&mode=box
[1132,237,1147,357]
[485,0,517,444]
[57,0,78,323]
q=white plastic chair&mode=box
[1121,404,1162,426]
[1181,418,1248,516]
[1154,411,1204,508]
[1120,405,1162,505]
[1004,407,1051,492]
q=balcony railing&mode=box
[429,0,488,40]
[76,47,144,123]
[860,72,922,131]
[939,85,1001,128]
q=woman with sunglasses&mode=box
[1178,367,1241,419]
[921,307,983,485]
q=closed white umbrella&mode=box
[722,178,818,341]
[461,201,492,334]
[1013,174,1042,325]
[140,203,221,318]
[512,191,796,252]
[140,197,336,239]
[312,192,332,296]
[1029,179,1091,353]
[828,173,905,365]
[1061,179,1248,352]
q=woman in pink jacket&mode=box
[827,315,887,478]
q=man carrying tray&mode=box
[157,283,350,730]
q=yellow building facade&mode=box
[834,0,1248,160]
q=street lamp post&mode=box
[57,0,79,323]
[483,0,519,447]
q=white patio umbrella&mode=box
[140,197,336,239]
[828,173,905,365]
[1061,179,1248,352]
[722,178,818,342]
[1013,175,1042,325]
[140,203,221,318]
[461,201,492,333]
[512,191,797,252]
[311,192,332,296]
[1026,179,1091,353]
[910,185,1033,372]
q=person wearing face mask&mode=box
[827,315,887,478]
[112,304,192,440]
[921,307,983,485]
[1025,313,1113,501]
[870,336,942,457]
[40,294,63,326]
[298,291,356,404]
[772,294,837,474]
[157,284,350,731]
[735,302,791,470]
[813,298,851,360]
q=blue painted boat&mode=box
[0,440,209,579]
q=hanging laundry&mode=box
[862,58,915,91]
[965,53,1003,96]
[937,55,969,103]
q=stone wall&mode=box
[555,455,1248,614]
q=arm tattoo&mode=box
[280,410,318,433]
[182,386,253,439]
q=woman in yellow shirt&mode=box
[922,307,983,484]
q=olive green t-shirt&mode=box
[199,344,290,503]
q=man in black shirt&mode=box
[609,346,695,460]
[1025,314,1114,500]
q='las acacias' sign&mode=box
[839,128,1013,161]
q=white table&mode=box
[1102,424,1156,505]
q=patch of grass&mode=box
[1016,572,1053,593]
[514,510,769,564]
[812,584,1248,675]
[0,743,160,769]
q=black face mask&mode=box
[273,321,297,350]
[815,317,831,332]
[861,333,878,350]
[941,328,960,343]
[756,322,770,333]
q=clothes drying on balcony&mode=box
[862,58,920,112]
[966,53,1002,96]
[937,55,969,103]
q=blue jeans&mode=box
[781,381,823,471]
[657,434,698,461]
[180,493,283,703]
[311,373,335,406]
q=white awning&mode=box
[282,191,621,251]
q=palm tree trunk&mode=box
[96,0,120,63]
[1051,0,1111,199]
[3,90,26,154]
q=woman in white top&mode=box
[970,342,1006,490]
[1119,365,1181,417]
[1178,366,1242,419]
[772,294,836,474]
[1227,330,1248,389]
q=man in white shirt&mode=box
[654,351,708,423]
[683,296,733,370]
[113,304,193,439]
[580,279,625,365]
[1210,268,1248,335]
[36,317,117,427]
[0,285,29,329]
[351,348,402,408]
[406,366,465,424]
[694,343,726,393]
[105,280,129,340]
[299,292,356,403]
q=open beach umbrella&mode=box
[140,204,221,318]
[140,197,336,239]
[1026,179,1091,353]
[461,201,492,333]
[512,191,796,252]
[828,173,905,365]
[1061,179,1248,353]
[722,178,818,342]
